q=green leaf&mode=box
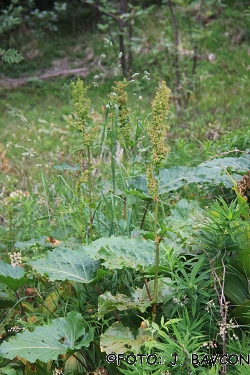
[0,299,16,309]
[159,166,196,193]
[0,368,18,375]
[236,364,250,375]
[29,247,100,283]
[0,49,23,64]
[98,291,152,318]
[124,188,151,200]
[87,236,166,270]
[168,199,204,235]
[100,322,150,354]
[152,155,250,195]
[0,263,30,291]
[225,266,249,306]
[0,312,93,363]
[15,236,50,250]
[194,156,248,187]
[232,300,250,325]
[98,277,172,318]
[126,175,150,197]
[139,277,173,301]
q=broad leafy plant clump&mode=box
[0,76,249,375]
[0,2,250,375]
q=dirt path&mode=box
[0,54,104,89]
[0,67,88,89]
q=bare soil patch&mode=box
[0,49,100,89]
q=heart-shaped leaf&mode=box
[0,312,93,363]
[29,247,100,283]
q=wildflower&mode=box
[172,294,189,307]
[110,79,131,148]
[146,81,171,198]
[201,340,217,349]
[7,326,23,333]
[146,165,157,198]
[218,318,238,339]
[69,78,98,147]
[143,71,150,80]
[205,299,215,311]
[53,368,64,375]
[8,251,22,267]
[146,81,171,168]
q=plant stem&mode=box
[111,110,117,234]
[143,275,152,301]
[123,196,126,219]
[140,200,150,230]
[205,250,227,375]
[87,146,93,239]
[152,181,159,322]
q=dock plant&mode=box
[68,78,99,239]
[145,80,171,322]
[1,78,250,375]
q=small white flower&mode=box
[8,252,22,267]
[53,368,64,375]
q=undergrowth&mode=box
[0,2,250,375]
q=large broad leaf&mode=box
[133,277,173,302]
[0,312,93,363]
[159,166,198,194]
[87,236,166,270]
[98,278,173,318]
[126,175,149,197]
[166,199,205,251]
[100,322,150,354]
[29,247,100,283]
[98,291,152,317]
[194,157,247,187]
[169,198,203,221]
[159,155,250,194]
[14,236,50,250]
[129,156,250,196]
[199,155,250,173]
[0,263,30,291]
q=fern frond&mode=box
[0,48,23,64]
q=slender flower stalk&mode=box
[69,78,98,240]
[108,79,131,233]
[112,79,131,149]
[146,81,171,322]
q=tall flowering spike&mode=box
[146,165,158,198]
[110,79,131,147]
[146,81,171,168]
[146,81,171,199]
[69,78,98,147]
